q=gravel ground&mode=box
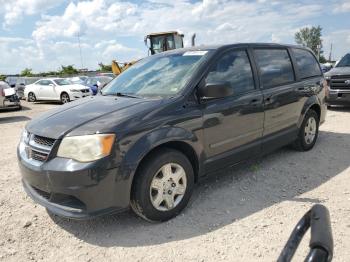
[0,101,349,262]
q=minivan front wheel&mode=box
[131,149,194,222]
[293,109,319,151]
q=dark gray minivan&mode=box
[18,43,326,222]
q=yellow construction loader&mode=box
[112,31,193,75]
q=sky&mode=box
[0,0,349,74]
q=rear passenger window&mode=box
[205,50,255,95]
[293,49,321,79]
[254,49,295,88]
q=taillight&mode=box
[0,88,4,97]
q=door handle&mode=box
[265,97,272,104]
[250,99,259,105]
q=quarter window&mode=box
[205,50,255,95]
[254,49,295,88]
[292,48,322,79]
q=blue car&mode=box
[85,76,113,95]
[68,76,112,95]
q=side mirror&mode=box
[198,82,233,100]
[49,84,54,87]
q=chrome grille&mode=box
[330,75,350,89]
[25,133,55,164]
[33,135,55,147]
[31,149,49,162]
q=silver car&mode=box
[0,81,21,110]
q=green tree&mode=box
[21,68,33,77]
[59,65,78,76]
[0,75,6,81]
[98,62,112,72]
[295,26,326,61]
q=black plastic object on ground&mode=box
[278,204,333,262]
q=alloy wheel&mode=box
[61,94,70,104]
[28,93,35,102]
[304,116,316,144]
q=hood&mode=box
[4,88,15,96]
[26,95,162,139]
[325,67,350,77]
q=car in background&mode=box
[324,53,350,106]
[321,63,333,73]
[96,72,115,78]
[68,76,89,85]
[0,81,21,110]
[15,77,41,99]
[24,78,92,104]
[5,76,18,87]
[86,76,113,95]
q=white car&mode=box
[24,78,92,104]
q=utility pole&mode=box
[317,44,321,61]
[328,43,333,62]
[77,31,84,70]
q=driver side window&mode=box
[205,50,255,95]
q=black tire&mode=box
[130,148,194,222]
[60,92,70,104]
[293,109,319,151]
[27,92,36,102]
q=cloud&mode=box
[0,0,66,27]
[322,29,350,61]
[333,1,350,13]
[0,0,349,73]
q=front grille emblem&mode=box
[345,80,350,85]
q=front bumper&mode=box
[326,89,350,105]
[2,95,21,108]
[70,91,92,100]
[18,146,130,219]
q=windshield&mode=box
[54,79,72,86]
[102,51,208,98]
[336,54,350,67]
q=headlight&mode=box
[21,129,30,144]
[70,89,80,92]
[324,75,331,80]
[57,134,116,162]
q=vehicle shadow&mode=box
[50,130,349,247]
[0,116,31,124]
[328,106,350,112]
[33,101,62,105]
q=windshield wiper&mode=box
[103,92,142,98]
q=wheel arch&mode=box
[120,127,203,201]
[297,97,321,128]
[60,91,70,97]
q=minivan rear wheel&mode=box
[130,148,194,222]
[293,109,319,151]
